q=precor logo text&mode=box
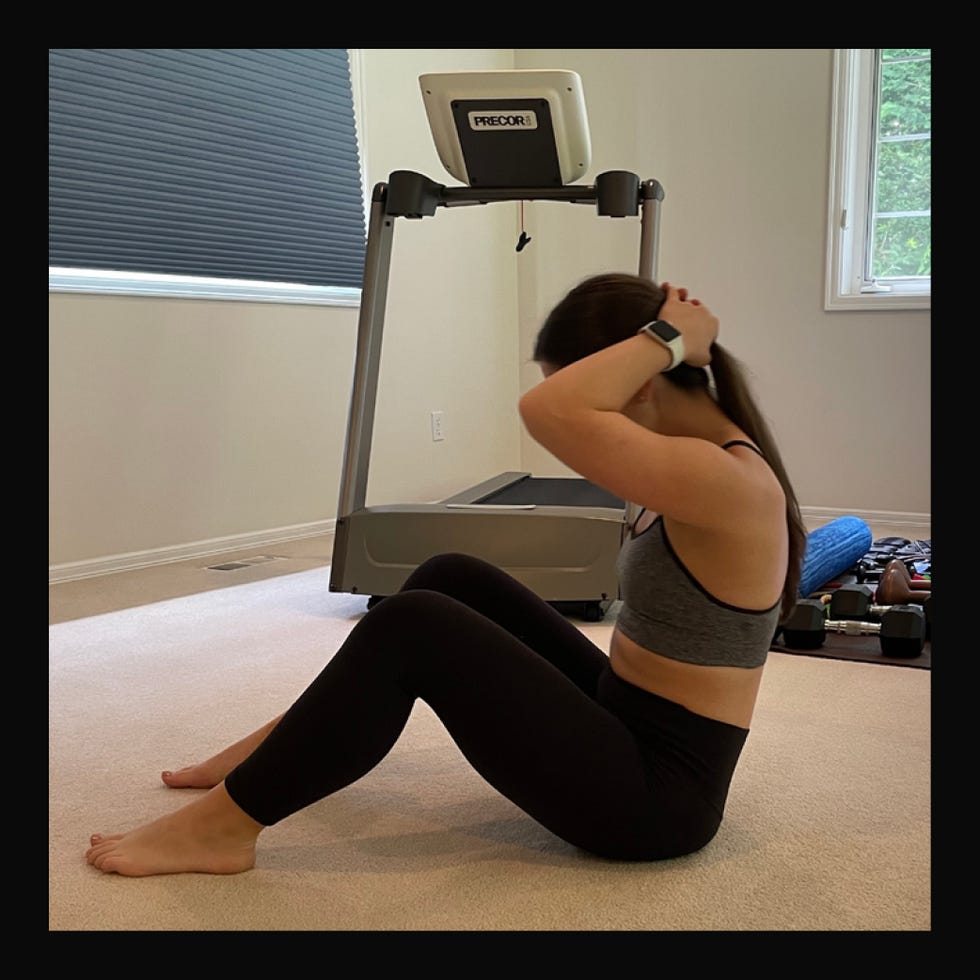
[467,110,538,131]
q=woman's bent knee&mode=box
[401,552,495,593]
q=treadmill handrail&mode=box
[333,171,662,558]
[385,168,664,219]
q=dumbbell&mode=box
[828,584,885,619]
[830,563,931,638]
[776,598,927,658]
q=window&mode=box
[825,49,930,311]
[48,49,366,306]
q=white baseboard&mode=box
[799,506,931,536]
[49,520,336,585]
[50,507,931,585]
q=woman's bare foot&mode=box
[162,715,283,789]
[86,782,263,877]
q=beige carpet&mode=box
[49,566,930,931]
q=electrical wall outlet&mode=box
[430,410,445,441]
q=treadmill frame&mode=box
[329,169,664,618]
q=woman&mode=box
[86,275,806,877]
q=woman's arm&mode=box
[521,284,716,413]
[518,286,769,528]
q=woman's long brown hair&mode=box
[533,272,806,618]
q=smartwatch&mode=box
[637,320,685,371]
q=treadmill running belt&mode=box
[475,477,623,509]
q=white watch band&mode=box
[637,320,685,371]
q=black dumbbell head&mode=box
[879,605,927,658]
[780,599,827,649]
[829,583,874,620]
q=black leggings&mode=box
[223,553,749,861]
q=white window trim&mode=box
[47,269,361,306]
[48,49,368,309]
[824,49,930,312]
[348,47,371,234]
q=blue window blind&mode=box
[49,48,366,289]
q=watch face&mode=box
[648,320,680,342]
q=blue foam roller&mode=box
[798,516,873,598]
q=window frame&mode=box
[48,49,368,308]
[824,48,930,312]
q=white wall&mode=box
[49,48,517,573]
[515,49,930,523]
[49,48,930,577]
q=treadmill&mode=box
[329,70,665,621]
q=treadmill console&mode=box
[418,69,592,188]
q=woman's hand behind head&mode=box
[659,284,718,367]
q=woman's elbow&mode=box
[518,390,542,427]
[518,392,551,444]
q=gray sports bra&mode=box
[613,441,781,669]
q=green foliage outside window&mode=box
[873,49,930,279]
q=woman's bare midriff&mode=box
[609,628,765,729]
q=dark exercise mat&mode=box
[771,634,930,670]
[781,534,932,669]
